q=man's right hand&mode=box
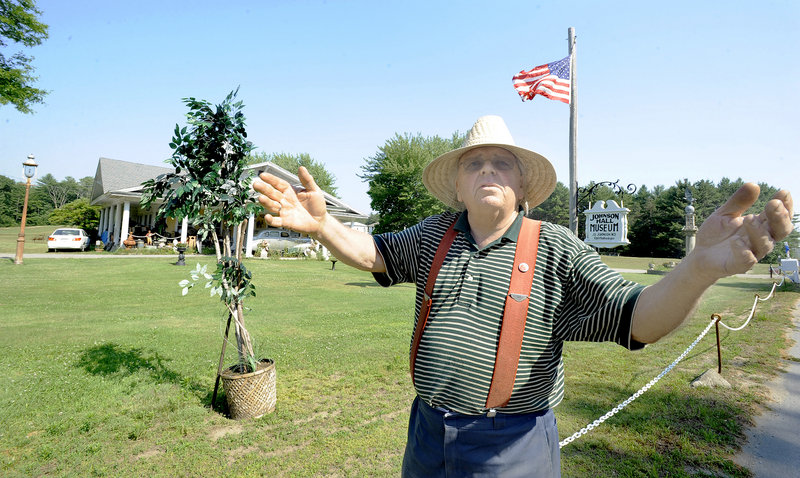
[254,166,329,234]
[254,166,386,273]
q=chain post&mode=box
[712,314,722,374]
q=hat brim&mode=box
[422,143,557,210]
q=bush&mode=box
[48,198,100,231]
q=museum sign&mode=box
[583,200,630,248]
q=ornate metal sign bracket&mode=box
[576,179,637,218]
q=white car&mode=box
[248,229,311,253]
[47,228,91,252]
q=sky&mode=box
[2,0,798,218]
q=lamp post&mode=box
[14,154,38,265]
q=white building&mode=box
[90,157,369,255]
[341,221,374,234]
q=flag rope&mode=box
[559,275,789,448]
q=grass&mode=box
[597,254,774,275]
[0,225,65,254]
[559,272,798,476]
[0,230,798,476]
[1,258,415,477]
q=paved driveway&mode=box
[734,300,800,477]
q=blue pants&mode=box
[401,397,561,477]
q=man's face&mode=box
[455,146,523,214]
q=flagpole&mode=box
[568,27,578,236]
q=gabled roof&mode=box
[91,157,172,202]
[89,158,367,221]
[246,161,368,219]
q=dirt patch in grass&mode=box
[262,440,312,458]
[359,409,405,428]
[208,423,243,441]
[292,409,340,425]
[227,445,260,464]
[134,448,163,460]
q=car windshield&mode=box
[54,230,79,236]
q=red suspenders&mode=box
[409,221,459,388]
[409,216,542,409]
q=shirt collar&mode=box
[454,211,525,247]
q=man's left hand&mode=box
[691,183,793,282]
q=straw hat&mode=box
[422,115,556,210]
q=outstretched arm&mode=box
[253,167,386,272]
[631,183,794,343]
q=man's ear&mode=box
[455,178,462,203]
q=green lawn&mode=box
[597,254,774,275]
[0,255,797,476]
[0,225,65,254]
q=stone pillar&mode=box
[683,188,698,257]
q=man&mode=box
[253,116,793,477]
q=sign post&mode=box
[568,27,578,235]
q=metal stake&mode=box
[713,314,722,374]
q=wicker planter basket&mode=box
[220,358,276,419]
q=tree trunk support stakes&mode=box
[211,311,233,411]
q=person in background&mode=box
[253,115,793,477]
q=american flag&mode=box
[512,56,571,104]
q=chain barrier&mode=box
[718,276,785,332]
[559,274,790,449]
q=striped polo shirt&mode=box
[373,211,646,415]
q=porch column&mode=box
[98,208,106,233]
[103,207,111,239]
[107,205,114,241]
[245,213,255,257]
[119,201,131,245]
[113,203,122,245]
[180,217,188,244]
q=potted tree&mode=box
[141,88,274,419]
